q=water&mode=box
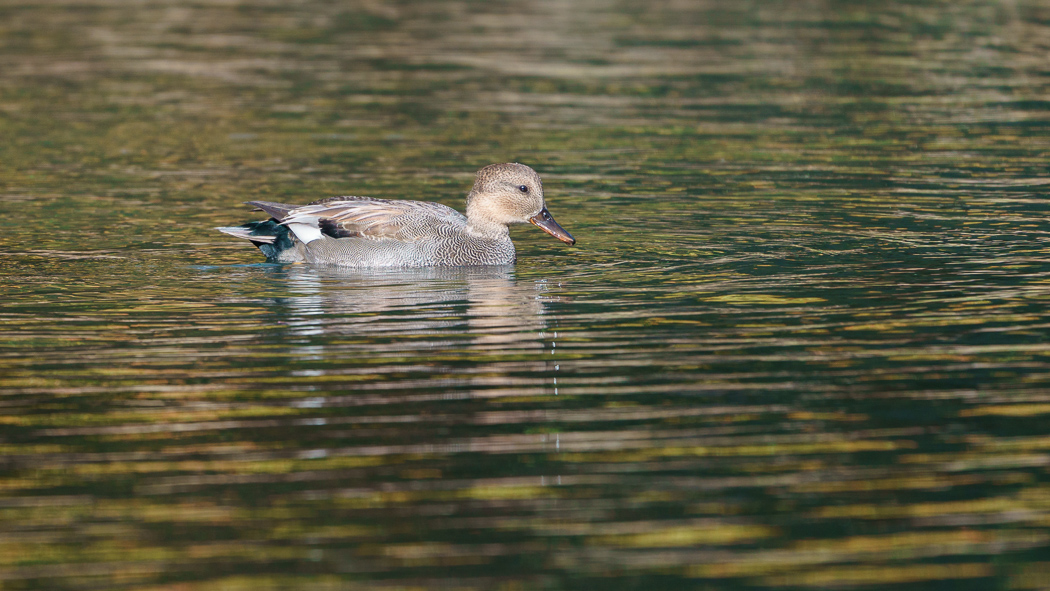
[3,1,1050,589]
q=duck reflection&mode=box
[263,264,563,396]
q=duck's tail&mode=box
[216,219,303,263]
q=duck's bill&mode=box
[529,208,576,245]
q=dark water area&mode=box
[3,1,1050,589]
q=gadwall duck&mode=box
[216,163,575,267]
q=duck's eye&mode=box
[518,185,529,193]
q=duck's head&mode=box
[466,163,575,245]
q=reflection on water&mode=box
[278,265,562,396]
[2,0,1050,589]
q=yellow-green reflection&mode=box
[2,0,1050,589]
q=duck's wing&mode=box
[250,197,465,244]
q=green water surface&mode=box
[2,1,1050,589]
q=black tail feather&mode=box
[218,220,300,262]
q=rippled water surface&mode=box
[3,1,1050,589]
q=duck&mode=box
[216,162,575,267]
